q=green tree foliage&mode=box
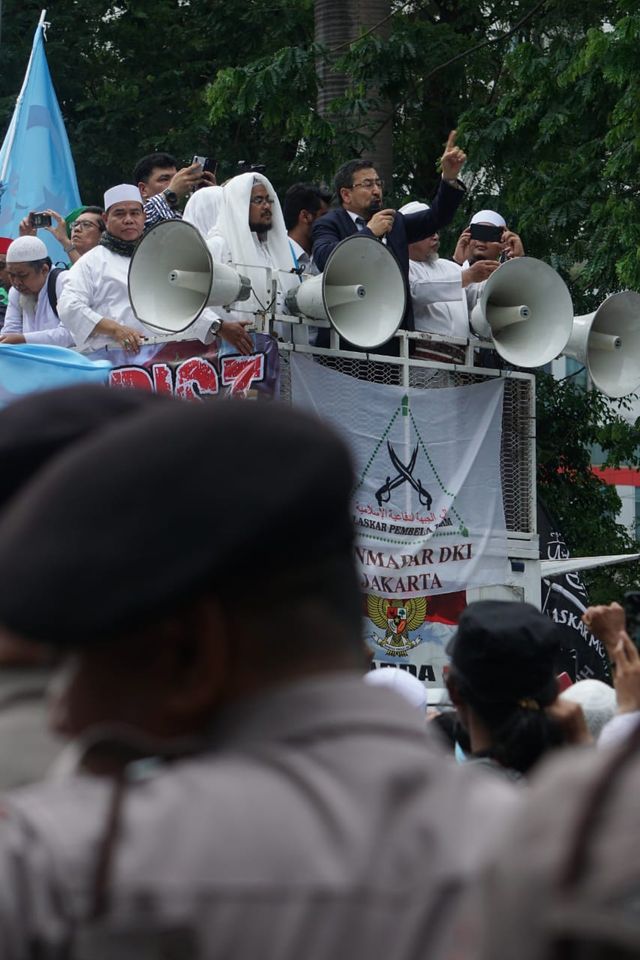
[204,0,547,204]
[454,0,640,596]
[457,0,639,309]
[0,0,314,200]
[537,373,640,601]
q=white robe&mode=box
[408,257,471,340]
[183,186,224,237]
[57,244,214,364]
[3,274,74,347]
[207,173,298,316]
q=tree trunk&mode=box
[315,0,393,187]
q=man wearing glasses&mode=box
[66,207,106,262]
[207,172,300,349]
[312,132,467,339]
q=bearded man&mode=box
[0,236,73,346]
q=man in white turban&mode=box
[207,173,300,344]
[183,185,224,238]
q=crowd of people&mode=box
[0,133,526,361]
[0,136,636,959]
[0,377,636,957]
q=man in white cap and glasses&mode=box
[0,236,74,346]
[58,184,248,363]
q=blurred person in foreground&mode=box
[0,400,517,960]
[584,602,640,749]
[0,384,168,789]
[454,600,640,960]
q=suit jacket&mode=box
[312,178,465,334]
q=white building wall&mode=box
[616,483,636,536]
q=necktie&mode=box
[355,217,366,231]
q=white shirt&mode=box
[460,259,485,321]
[408,256,470,339]
[57,244,214,363]
[3,274,74,347]
[288,238,318,345]
[288,237,319,277]
[598,710,640,749]
[209,233,309,344]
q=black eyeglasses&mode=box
[351,178,384,190]
[250,196,275,206]
[72,220,101,231]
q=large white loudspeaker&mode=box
[470,257,574,367]
[285,235,406,349]
[564,291,640,398]
[128,220,251,334]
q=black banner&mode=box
[538,498,611,683]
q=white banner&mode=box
[291,355,509,600]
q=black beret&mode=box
[0,384,168,508]
[446,600,562,704]
[0,400,355,645]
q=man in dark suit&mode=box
[312,132,467,339]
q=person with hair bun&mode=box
[446,600,573,779]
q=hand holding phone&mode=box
[29,212,52,228]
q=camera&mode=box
[29,212,52,228]
[469,223,503,243]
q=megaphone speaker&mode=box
[564,291,640,398]
[128,220,251,334]
[470,257,574,367]
[285,235,406,350]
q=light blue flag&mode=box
[0,345,112,407]
[0,12,81,262]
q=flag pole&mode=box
[0,9,47,183]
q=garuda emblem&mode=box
[367,594,427,657]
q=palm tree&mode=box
[315,0,393,186]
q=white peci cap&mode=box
[399,201,430,215]
[6,236,49,263]
[103,184,143,212]
[470,209,506,228]
[364,666,428,713]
